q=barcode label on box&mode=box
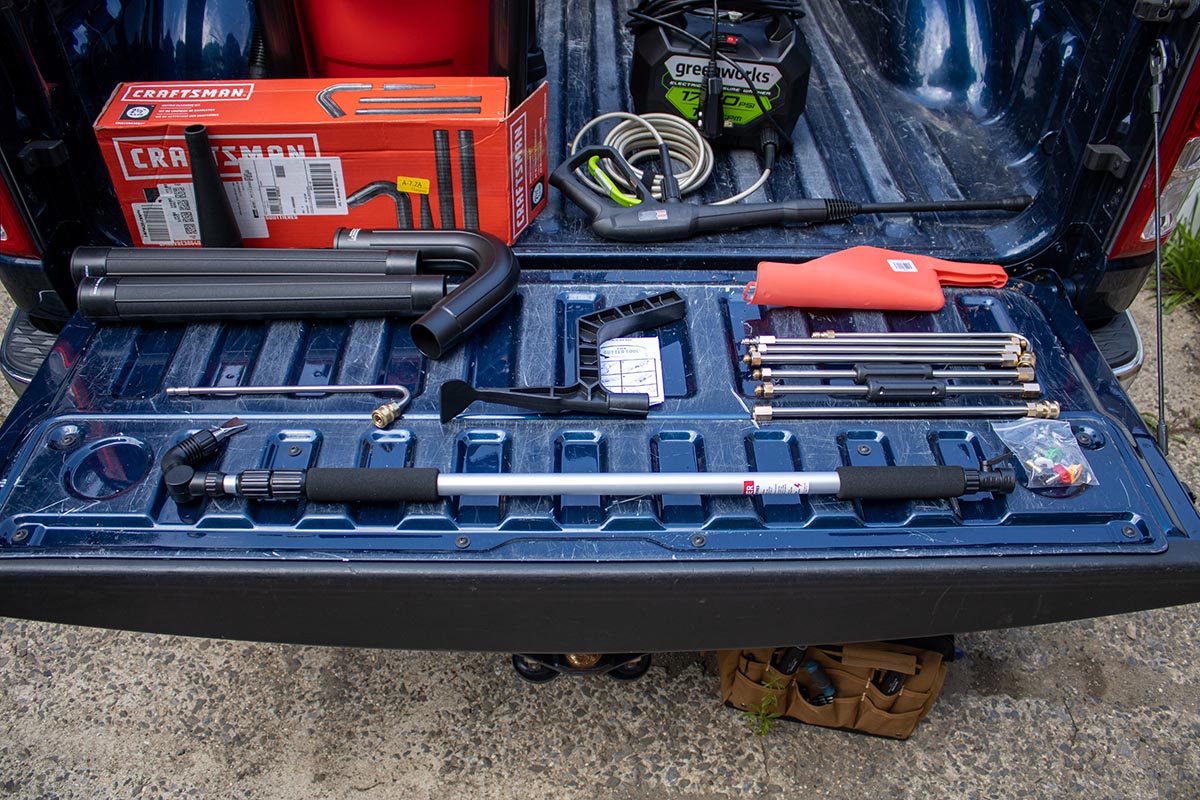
[133,203,173,244]
[133,180,269,245]
[239,156,347,217]
[888,259,919,273]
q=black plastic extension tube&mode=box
[433,130,456,228]
[77,274,447,322]
[334,229,520,358]
[457,129,479,230]
[73,247,445,322]
[183,125,243,248]
[71,247,420,281]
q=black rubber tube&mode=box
[70,247,419,281]
[835,466,967,501]
[183,125,243,248]
[334,229,519,359]
[347,181,414,229]
[418,195,434,230]
[433,130,456,229]
[457,129,479,230]
[77,274,447,321]
[306,468,441,503]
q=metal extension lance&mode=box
[753,401,1061,422]
[756,380,1042,399]
[747,342,1022,357]
[167,384,411,400]
[754,365,1037,383]
[746,350,1034,368]
[166,385,413,429]
[745,332,1029,347]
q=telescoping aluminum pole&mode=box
[183,466,1016,504]
[161,422,1017,506]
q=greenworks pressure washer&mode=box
[628,0,811,149]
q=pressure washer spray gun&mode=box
[549,144,1033,243]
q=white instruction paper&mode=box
[599,337,665,406]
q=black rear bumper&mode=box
[3,543,1199,651]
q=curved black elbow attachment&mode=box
[160,418,247,504]
[334,229,519,359]
[348,181,414,229]
[184,125,243,248]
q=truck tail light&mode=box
[1109,55,1200,260]
[0,176,39,259]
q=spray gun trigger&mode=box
[588,155,642,207]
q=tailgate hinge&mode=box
[1084,145,1128,181]
[1133,0,1196,21]
[1083,144,1131,179]
[17,139,68,174]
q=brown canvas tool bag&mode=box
[717,641,950,739]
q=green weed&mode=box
[742,676,785,736]
[1159,213,1200,312]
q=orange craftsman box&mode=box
[94,78,548,247]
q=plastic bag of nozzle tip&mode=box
[991,418,1098,488]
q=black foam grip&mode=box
[305,468,440,504]
[836,466,967,500]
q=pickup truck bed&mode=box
[518,0,1054,265]
[0,0,1198,650]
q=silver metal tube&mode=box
[745,332,1027,347]
[753,400,1060,422]
[167,385,410,400]
[354,107,482,116]
[751,343,1020,356]
[381,83,437,90]
[359,96,483,104]
[436,471,843,496]
[748,352,1021,367]
[758,382,1041,397]
[757,367,1035,382]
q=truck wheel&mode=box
[607,654,652,681]
[511,654,559,683]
